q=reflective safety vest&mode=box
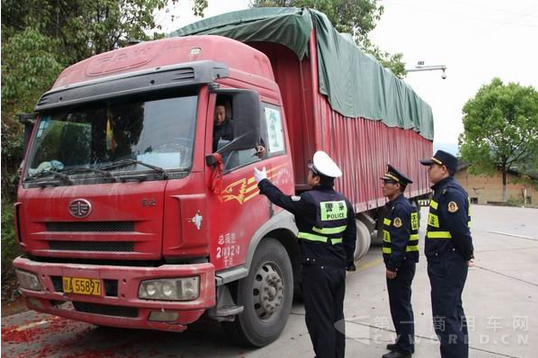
[297,190,348,246]
[382,206,419,256]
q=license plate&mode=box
[63,277,102,296]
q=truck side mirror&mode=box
[17,113,37,155]
[212,89,261,154]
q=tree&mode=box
[459,78,538,202]
[251,0,406,78]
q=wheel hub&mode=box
[253,263,284,319]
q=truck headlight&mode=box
[138,277,199,301]
[16,269,42,291]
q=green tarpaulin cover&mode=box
[170,7,434,140]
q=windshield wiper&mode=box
[63,167,117,181]
[101,159,169,179]
[25,169,73,185]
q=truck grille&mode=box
[49,241,134,252]
[46,221,134,232]
[73,302,138,318]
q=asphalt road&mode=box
[2,205,537,358]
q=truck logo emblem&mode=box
[189,211,203,230]
[69,199,92,218]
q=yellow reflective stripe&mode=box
[430,200,439,210]
[428,213,440,228]
[468,221,471,228]
[312,225,347,235]
[410,234,419,240]
[427,231,452,239]
[383,230,391,242]
[411,212,419,230]
[297,232,328,243]
[383,218,392,226]
[384,246,418,254]
[331,238,343,245]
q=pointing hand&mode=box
[254,167,267,183]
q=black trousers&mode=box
[387,262,416,354]
[302,264,346,358]
[428,251,469,358]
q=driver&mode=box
[212,101,265,157]
[212,102,234,153]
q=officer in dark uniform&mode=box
[380,165,419,358]
[420,150,474,358]
[254,151,357,358]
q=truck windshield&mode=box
[25,95,197,180]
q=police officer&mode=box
[420,150,474,358]
[254,151,356,358]
[380,165,419,358]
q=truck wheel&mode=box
[353,219,371,260]
[222,238,293,347]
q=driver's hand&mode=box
[254,145,266,158]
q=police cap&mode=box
[380,164,413,185]
[308,151,342,178]
[420,150,458,172]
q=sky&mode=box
[154,0,538,155]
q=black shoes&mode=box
[386,343,398,351]
[382,351,411,358]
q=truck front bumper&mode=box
[13,256,216,332]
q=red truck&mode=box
[13,8,433,347]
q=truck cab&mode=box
[14,36,298,346]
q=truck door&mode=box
[206,91,270,271]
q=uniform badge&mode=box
[291,196,301,202]
[448,201,459,213]
[393,217,403,228]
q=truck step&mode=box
[217,305,244,317]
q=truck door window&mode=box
[213,96,263,172]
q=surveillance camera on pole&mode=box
[406,61,448,79]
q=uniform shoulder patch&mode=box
[291,196,302,202]
[448,201,459,213]
[393,217,403,228]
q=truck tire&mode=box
[353,219,371,260]
[222,238,293,347]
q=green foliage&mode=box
[192,0,208,17]
[2,28,64,116]
[459,78,538,199]
[1,202,21,281]
[2,0,178,63]
[251,0,406,78]
[1,129,23,201]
